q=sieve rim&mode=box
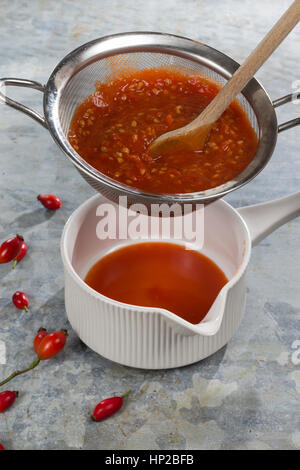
[43,31,278,204]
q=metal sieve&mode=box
[1,32,299,206]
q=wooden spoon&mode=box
[149,0,300,157]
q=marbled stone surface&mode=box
[0,0,299,450]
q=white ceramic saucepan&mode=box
[61,191,300,369]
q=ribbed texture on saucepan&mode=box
[64,268,246,369]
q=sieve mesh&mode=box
[44,33,277,205]
[59,51,259,139]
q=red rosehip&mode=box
[0,329,68,388]
[12,240,28,269]
[33,328,48,354]
[0,443,5,450]
[37,330,68,360]
[92,391,131,422]
[12,291,29,312]
[0,235,24,264]
[37,194,62,210]
[0,391,18,413]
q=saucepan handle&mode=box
[273,93,300,133]
[238,192,300,246]
[0,77,47,128]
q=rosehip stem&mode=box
[0,357,40,387]
[122,390,131,398]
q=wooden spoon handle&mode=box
[197,0,300,126]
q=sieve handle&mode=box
[0,78,47,128]
[273,92,300,133]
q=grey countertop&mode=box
[0,0,299,450]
